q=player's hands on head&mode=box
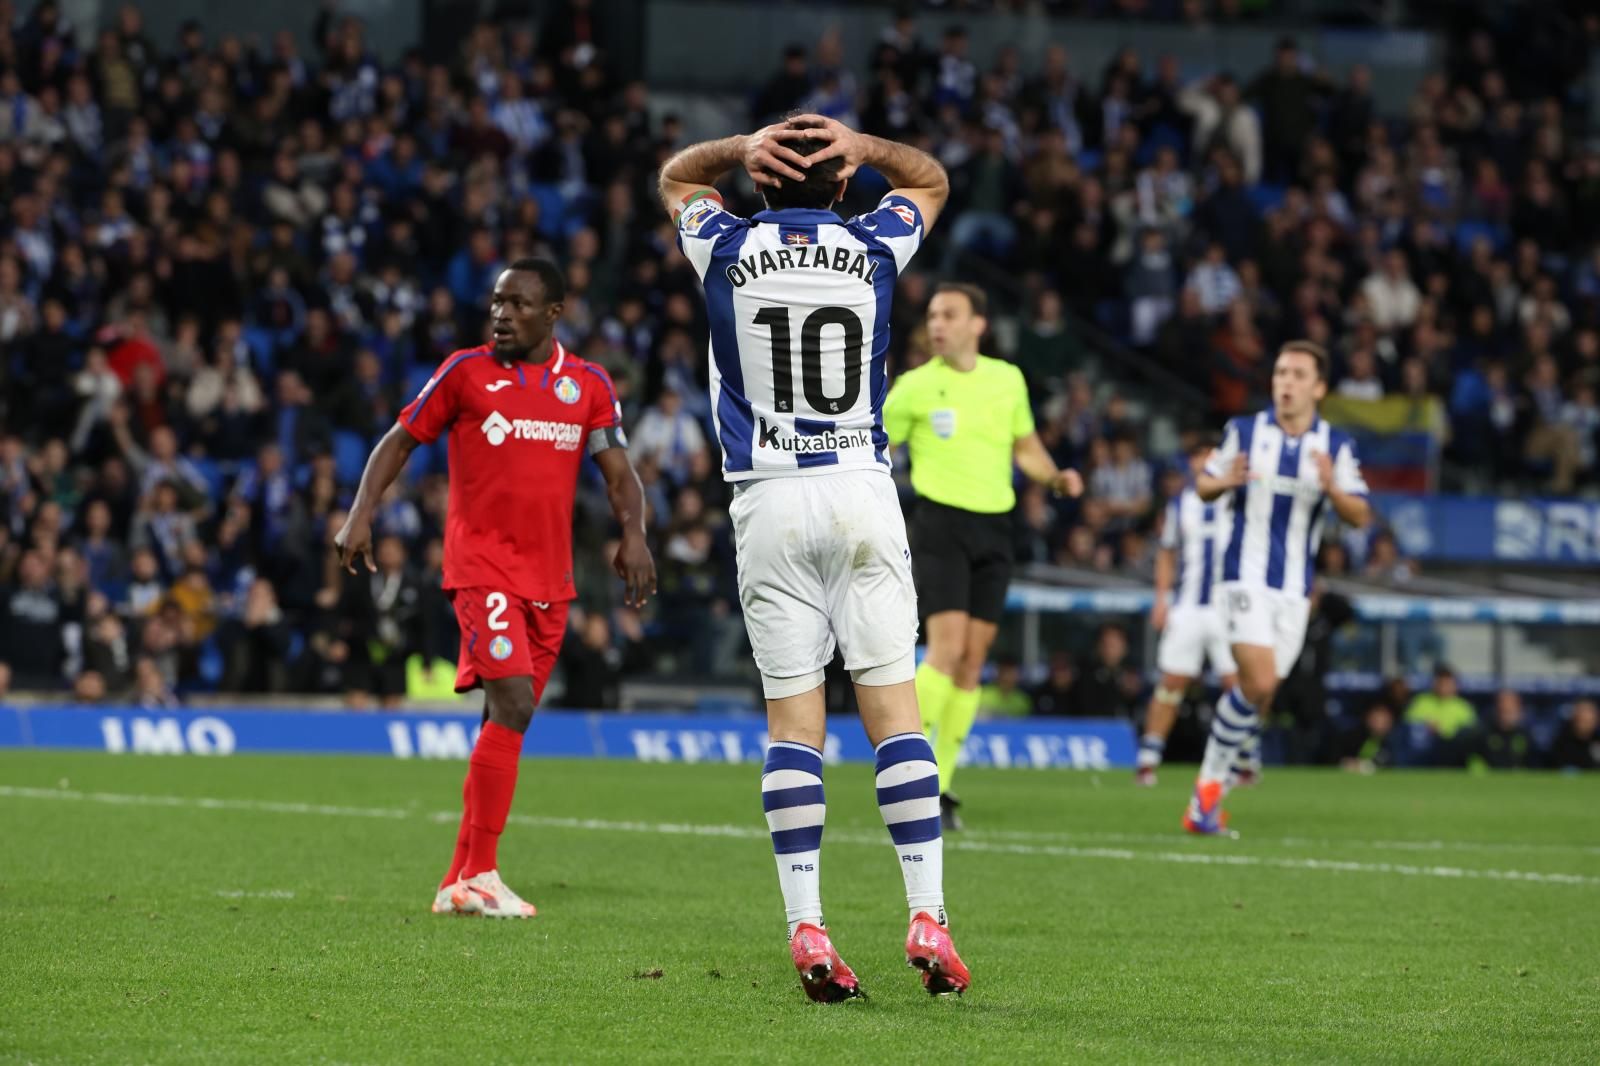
[1051,468,1085,499]
[785,113,868,180]
[613,531,657,608]
[741,122,813,188]
[333,512,376,575]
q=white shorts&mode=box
[1156,603,1237,679]
[729,469,919,682]
[1217,583,1311,681]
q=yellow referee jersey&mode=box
[883,355,1035,514]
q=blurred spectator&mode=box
[132,655,178,709]
[72,669,107,703]
[1029,651,1077,717]
[221,578,293,693]
[335,535,423,709]
[1474,690,1533,770]
[1335,701,1398,772]
[1359,250,1421,335]
[978,658,1032,718]
[555,609,639,710]
[1069,624,1142,719]
[630,385,707,487]
[1,551,65,689]
[1548,700,1600,771]
[1184,243,1241,317]
[1404,664,1477,763]
[1090,434,1152,529]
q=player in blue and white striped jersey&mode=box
[1184,341,1372,835]
[1135,439,1239,787]
[659,114,970,1001]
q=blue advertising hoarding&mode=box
[0,706,1137,770]
[1379,494,1600,565]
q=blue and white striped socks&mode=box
[1200,686,1259,783]
[762,741,826,936]
[874,732,946,924]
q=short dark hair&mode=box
[507,257,566,304]
[760,127,847,211]
[1278,339,1328,380]
[932,281,988,318]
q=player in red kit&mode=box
[335,258,655,918]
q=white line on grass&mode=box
[4,784,1598,888]
[938,825,1600,858]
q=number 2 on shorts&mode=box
[486,591,509,631]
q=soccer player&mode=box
[658,114,971,1000]
[1135,438,1239,787]
[883,282,1082,828]
[1183,341,1371,834]
[335,258,656,916]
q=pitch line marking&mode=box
[3,784,1597,889]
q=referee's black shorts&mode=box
[908,498,1014,624]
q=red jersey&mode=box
[397,340,624,603]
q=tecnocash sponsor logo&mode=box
[480,411,583,450]
[755,418,871,454]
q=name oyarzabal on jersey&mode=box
[676,192,926,481]
[723,243,883,288]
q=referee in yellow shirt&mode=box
[885,283,1084,829]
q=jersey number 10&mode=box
[753,306,864,415]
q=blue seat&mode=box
[332,430,370,487]
[190,457,225,500]
[1453,220,1507,254]
[1248,184,1287,215]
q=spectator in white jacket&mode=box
[1360,250,1422,334]
[1179,74,1262,184]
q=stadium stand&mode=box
[0,0,1596,770]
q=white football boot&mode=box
[449,870,537,918]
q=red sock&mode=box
[461,721,526,879]
[440,774,472,889]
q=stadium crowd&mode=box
[0,0,1596,766]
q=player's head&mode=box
[491,258,566,360]
[758,117,848,211]
[926,282,988,359]
[1272,340,1328,420]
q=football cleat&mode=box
[431,886,458,914]
[1134,766,1158,788]
[940,792,964,832]
[906,911,971,996]
[1182,779,1230,836]
[449,870,537,918]
[789,923,863,1003]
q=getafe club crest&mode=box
[553,376,582,404]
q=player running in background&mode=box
[659,114,971,1001]
[1184,341,1370,834]
[1136,437,1239,787]
[335,259,656,917]
[883,282,1082,828]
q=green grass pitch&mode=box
[2,752,1597,1064]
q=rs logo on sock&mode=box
[902,854,924,863]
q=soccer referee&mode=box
[885,283,1084,828]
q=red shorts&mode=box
[448,588,571,697]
